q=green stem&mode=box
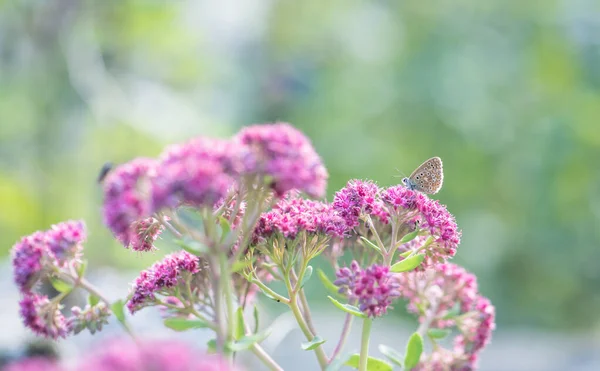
[328,309,355,364]
[250,344,284,371]
[359,318,373,371]
[288,292,329,369]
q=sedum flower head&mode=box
[102,158,157,241]
[398,263,495,370]
[80,338,239,371]
[118,217,165,252]
[335,261,401,318]
[333,180,389,229]
[382,185,461,267]
[19,293,70,340]
[127,251,201,314]
[234,123,328,198]
[152,138,237,210]
[12,221,87,292]
[69,302,111,335]
[253,193,347,243]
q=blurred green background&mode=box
[1,0,599,345]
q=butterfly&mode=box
[97,162,114,183]
[401,157,444,194]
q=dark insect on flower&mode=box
[97,162,113,183]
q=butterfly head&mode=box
[401,177,416,190]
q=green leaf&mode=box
[232,259,253,274]
[317,269,344,299]
[253,305,260,333]
[378,344,404,366]
[301,335,326,350]
[400,229,420,244]
[442,304,461,319]
[111,300,126,323]
[399,250,413,258]
[174,238,208,255]
[206,339,217,353]
[344,354,393,371]
[360,236,382,253]
[327,296,367,318]
[88,294,100,307]
[164,317,211,332]
[326,354,351,371]
[49,277,73,293]
[235,307,246,340]
[76,260,88,278]
[390,254,425,273]
[218,216,231,242]
[299,265,313,289]
[428,328,451,339]
[404,332,423,370]
[227,328,271,351]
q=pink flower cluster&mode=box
[335,261,401,318]
[80,338,238,371]
[253,193,347,243]
[331,180,461,267]
[333,180,389,228]
[12,220,86,291]
[11,221,92,339]
[397,263,496,370]
[102,123,328,249]
[127,251,200,313]
[4,338,238,371]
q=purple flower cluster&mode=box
[380,184,461,267]
[11,221,90,339]
[333,180,389,228]
[102,123,328,248]
[12,221,86,291]
[102,158,157,242]
[335,261,401,318]
[397,263,495,370]
[253,193,347,242]
[127,251,200,313]
[79,338,238,371]
[152,138,237,210]
[118,217,165,252]
[19,293,70,339]
[234,123,328,198]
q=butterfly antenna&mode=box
[393,168,406,179]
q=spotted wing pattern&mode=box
[408,157,443,194]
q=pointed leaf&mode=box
[428,328,451,340]
[253,305,260,333]
[442,304,461,319]
[111,300,126,323]
[174,238,208,255]
[49,277,73,293]
[235,307,246,340]
[344,354,393,371]
[360,236,382,253]
[76,260,88,279]
[300,265,313,289]
[327,296,367,318]
[404,332,423,370]
[218,216,231,242]
[301,335,326,350]
[232,259,254,274]
[227,328,271,351]
[399,229,420,244]
[164,317,211,332]
[88,294,100,307]
[399,250,412,258]
[317,269,344,299]
[378,344,404,366]
[390,254,425,273]
[206,339,217,353]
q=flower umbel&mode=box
[335,261,401,318]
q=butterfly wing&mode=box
[408,157,443,194]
